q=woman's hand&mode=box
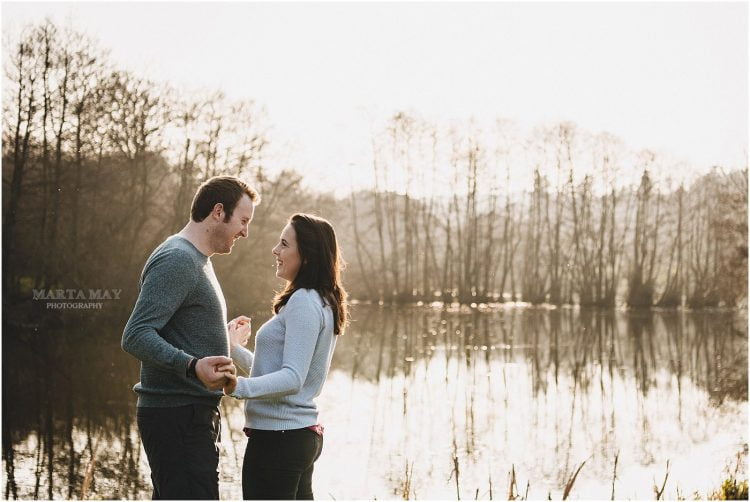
[217,362,238,395]
[228,315,251,347]
[223,372,238,395]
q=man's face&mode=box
[212,194,254,254]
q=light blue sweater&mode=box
[229,288,337,430]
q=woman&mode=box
[224,213,349,500]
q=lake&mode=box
[2,304,747,499]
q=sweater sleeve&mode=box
[230,291,322,400]
[230,344,254,376]
[121,249,197,375]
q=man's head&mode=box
[190,176,261,254]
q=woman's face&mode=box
[272,223,302,281]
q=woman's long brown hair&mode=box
[272,213,349,335]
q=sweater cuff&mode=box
[229,376,253,399]
[173,351,194,376]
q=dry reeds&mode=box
[562,460,587,500]
[79,428,102,499]
[653,460,670,500]
[400,460,414,500]
[508,464,518,500]
[450,454,461,499]
[611,451,619,500]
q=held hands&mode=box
[195,356,237,391]
[205,314,249,396]
[223,371,238,396]
[228,316,252,347]
[217,362,237,396]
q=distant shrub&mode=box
[709,478,749,500]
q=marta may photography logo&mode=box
[32,288,123,310]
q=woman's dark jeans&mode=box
[242,428,323,500]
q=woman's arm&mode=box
[225,292,322,400]
[230,345,254,376]
[228,317,254,375]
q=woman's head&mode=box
[272,222,302,282]
[272,213,349,335]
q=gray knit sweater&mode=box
[229,288,337,430]
[122,235,229,408]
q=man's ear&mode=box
[212,203,225,221]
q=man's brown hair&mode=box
[190,176,260,222]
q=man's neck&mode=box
[178,222,214,257]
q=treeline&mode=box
[346,115,747,308]
[3,21,747,321]
[2,20,331,319]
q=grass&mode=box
[394,453,748,501]
[706,453,749,500]
[708,477,749,500]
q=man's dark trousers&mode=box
[137,404,221,500]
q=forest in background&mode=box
[3,20,748,325]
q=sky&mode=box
[2,2,748,195]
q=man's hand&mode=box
[228,316,252,347]
[216,362,236,378]
[195,356,235,391]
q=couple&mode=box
[121,175,348,500]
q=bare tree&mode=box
[627,158,661,308]
[657,183,685,307]
[3,26,40,300]
[522,168,550,303]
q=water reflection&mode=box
[2,307,747,499]
[2,317,149,499]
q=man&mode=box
[122,175,259,499]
